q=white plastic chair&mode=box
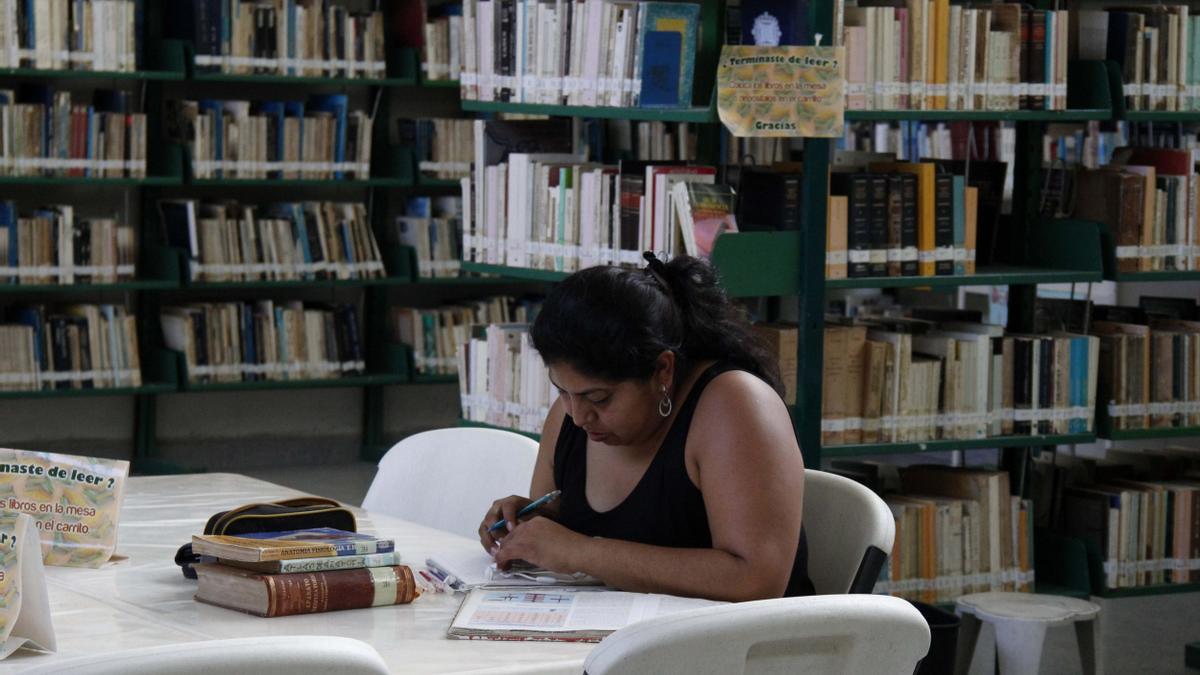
[361,427,539,536]
[801,469,896,594]
[20,636,390,675]
[583,594,930,675]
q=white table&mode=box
[2,473,593,674]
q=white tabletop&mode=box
[2,473,593,674]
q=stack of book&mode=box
[166,1,387,78]
[0,303,141,391]
[158,200,385,283]
[191,527,418,617]
[725,136,791,167]
[385,195,462,280]
[619,121,698,162]
[1072,146,1200,273]
[407,118,473,181]
[0,0,139,72]
[821,316,1099,446]
[391,296,543,377]
[842,2,1069,111]
[424,4,463,82]
[835,463,1033,602]
[160,301,365,385]
[458,0,701,109]
[458,323,551,434]
[174,95,373,180]
[0,86,146,178]
[1082,5,1200,112]
[464,119,737,271]
[0,203,135,285]
[1040,450,1200,591]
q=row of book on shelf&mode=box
[1040,448,1200,590]
[191,528,416,617]
[158,199,385,283]
[408,118,702,187]
[1090,306,1200,432]
[1070,146,1200,272]
[160,301,365,385]
[0,0,139,72]
[1090,5,1200,112]
[830,463,1032,602]
[390,295,543,377]
[821,316,1099,447]
[0,203,134,284]
[0,303,140,391]
[390,195,463,280]
[456,320,798,433]
[172,95,374,180]
[463,119,736,273]
[167,0,388,78]
[452,0,701,109]
[0,86,146,177]
[842,2,1069,112]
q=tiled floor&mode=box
[249,461,1200,675]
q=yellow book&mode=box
[827,194,849,279]
[869,162,936,276]
[964,186,978,274]
[931,0,950,109]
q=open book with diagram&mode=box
[447,586,724,642]
[426,549,603,590]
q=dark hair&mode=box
[530,255,783,396]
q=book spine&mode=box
[933,174,954,275]
[847,175,871,278]
[258,565,419,617]
[263,551,397,574]
[868,174,888,277]
[900,173,918,276]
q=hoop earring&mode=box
[658,386,673,418]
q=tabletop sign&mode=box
[0,513,55,659]
[0,449,129,568]
[717,45,846,138]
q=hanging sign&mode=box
[717,45,846,138]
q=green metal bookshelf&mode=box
[461,99,718,122]
[825,265,1102,290]
[0,383,176,400]
[821,434,1098,459]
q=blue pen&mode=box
[488,490,562,533]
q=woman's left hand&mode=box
[493,517,588,574]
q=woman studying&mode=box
[478,253,813,601]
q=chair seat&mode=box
[957,592,1100,626]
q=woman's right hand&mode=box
[478,495,532,552]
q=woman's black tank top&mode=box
[552,362,815,597]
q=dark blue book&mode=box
[638,31,683,108]
[196,100,225,177]
[308,95,349,178]
[405,197,433,218]
[1,201,16,283]
[12,307,46,372]
[740,0,809,46]
[158,200,199,258]
[92,89,130,113]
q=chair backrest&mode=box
[802,469,895,594]
[23,636,390,675]
[583,594,930,675]
[361,427,539,536]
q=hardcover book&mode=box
[637,2,700,108]
[193,563,420,617]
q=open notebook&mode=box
[448,586,725,641]
[426,549,603,590]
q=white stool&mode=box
[954,592,1102,675]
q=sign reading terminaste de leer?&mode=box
[0,449,129,568]
[717,46,845,138]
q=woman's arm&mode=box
[495,372,805,601]
[478,397,565,550]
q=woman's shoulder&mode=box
[689,366,796,451]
